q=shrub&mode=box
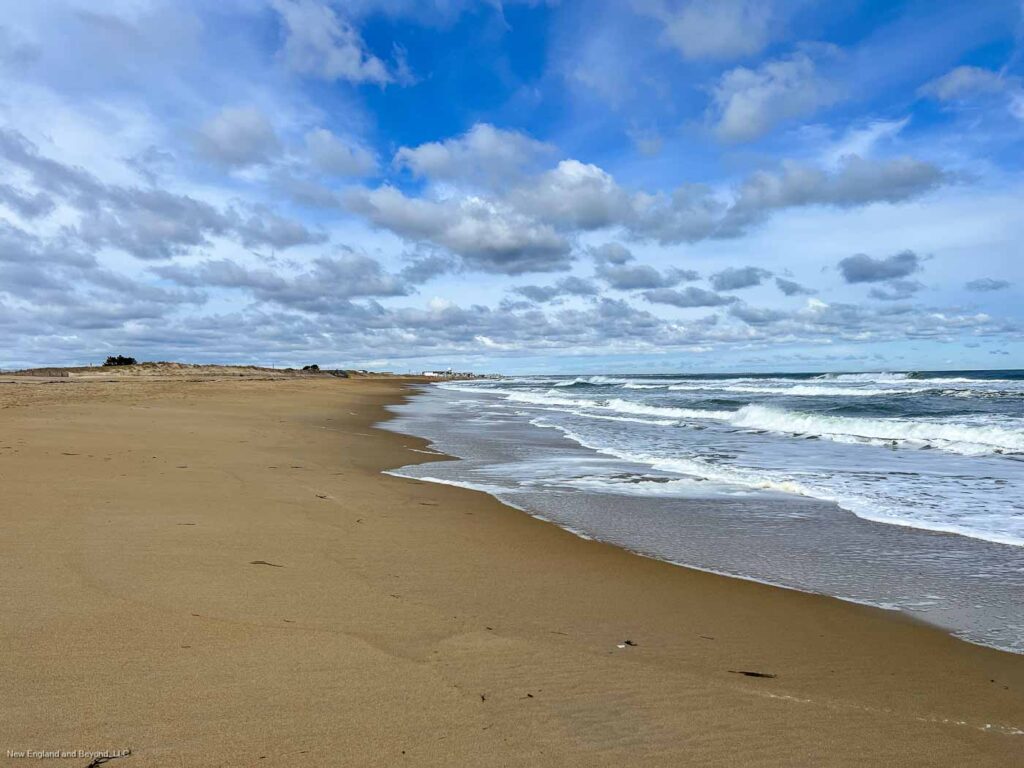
[302,364,320,371]
[103,355,137,367]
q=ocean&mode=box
[383,370,1024,653]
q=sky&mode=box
[0,0,1021,374]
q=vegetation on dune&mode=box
[103,355,137,367]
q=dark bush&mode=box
[103,355,137,367]
[302,364,320,371]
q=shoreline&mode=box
[1,376,1021,766]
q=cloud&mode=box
[231,207,329,250]
[774,277,814,295]
[724,155,948,232]
[710,266,771,290]
[838,250,921,283]
[155,252,408,312]
[729,303,788,324]
[195,106,280,168]
[305,128,377,176]
[709,52,839,142]
[0,183,55,218]
[965,278,1011,292]
[868,279,923,301]
[271,0,396,85]
[642,286,737,307]
[637,0,774,61]
[513,276,599,303]
[597,261,698,290]
[399,251,458,284]
[628,184,726,242]
[510,160,635,230]
[919,65,1024,121]
[358,123,950,260]
[820,118,910,167]
[0,128,321,259]
[345,185,572,274]
[920,66,1010,100]
[395,123,552,185]
[589,242,635,265]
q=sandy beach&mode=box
[1,373,1021,767]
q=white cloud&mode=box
[394,123,552,185]
[638,0,774,61]
[345,185,572,274]
[709,52,839,142]
[195,106,280,167]
[920,65,1024,121]
[511,160,632,230]
[920,66,1009,100]
[724,155,948,232]
[304,128,377,176]
[820,117,910,168]
[271,0,395,85]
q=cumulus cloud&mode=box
[345,185,571,274]
[709,52,839,142]
[511,160,634,230]
[231,207,329,250]
[838,251,921,283]
[354,123,950,261]
[775,277,814,296]
[195,106,280,167]
[710,266,771,290]
[724,155,948,232]
[589,241,699,289]
[868,279,923,301]
[304,128,377,176]
[628,184,726,243]
[395,123,552,185]
[597,262,698,290]
[271,0,396,85]
[642,286,737,307]
[965,278,1011,292]
[729,303,788,324]
[637,0,774,61]
[513,276,598,303]
[589,242,636,265]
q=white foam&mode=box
[727,405,1024,456]
[536,422,1024,547]
[552,375,628,386]
[815,372,912,382]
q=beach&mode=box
[1,373,1021,767]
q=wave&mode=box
[503,390,731,421]
[534,422,1024,547]
[728,405,1024,456]
[603,398,733,420]
[668,382,930,397]
[622,382,671,389]
[816,372,912,382]
[552,375,629,387]
[505,389,1023,456]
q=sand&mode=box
[0,374,1021,766]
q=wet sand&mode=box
[1,375,1021,766]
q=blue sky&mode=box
[0,0,1021,373]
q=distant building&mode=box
[421,368,482,379]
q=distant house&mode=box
[422,368,455,378]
